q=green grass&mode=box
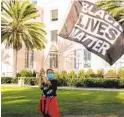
[1,86,124,117]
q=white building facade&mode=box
[1,0,124,77]
[36,0,124,73]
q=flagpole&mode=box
[43,34,58,68]
[44,41,55,65]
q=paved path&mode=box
[1,84,124,91]
[58,86,124,91]
[61,114,113,117]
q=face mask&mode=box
[47,73,54,80]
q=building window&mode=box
[84,49,91,68]
[74,49,83,69]
[50,52,58,68]
[120,56,124,68]
[51,9,58,21]
[25,50,34,69]
[51,30,58,41]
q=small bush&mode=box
[54,72,60,79]
[55,71,68,86]
[18,69,37,77]
[66,78,77,86]
[97,69,104,77]
[59,71,68,79]
[56,78,68,86]
[104,69,117,78]
[117,69,124,78]
[85,69,94,78]
[83,78,101,87]
[119,78,124,88]
[18,77,38,85]
[1,77,12,84]
[19,69,32,77]
[74,79,85,87]
[11,77,18,84]
[78,70,85,79]
[16,73,21,77]
[103,78,119,88]
[27,77,38,85]
[32,70,36,77]
[68,70,77,79]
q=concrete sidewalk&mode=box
[1,84,124,91]
[58,86,124,91]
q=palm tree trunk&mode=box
[13,49,18,78]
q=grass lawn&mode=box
[1,86,124,117]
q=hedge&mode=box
[56,78,124,88]
[1,77,124,88]
[1,77,38,85]
[18,77,38,85]
[1,77,12,84]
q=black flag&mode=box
[59,0,124,65]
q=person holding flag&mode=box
[38,68,60,117]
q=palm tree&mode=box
[1,0,46,78]
[96,0,124,25]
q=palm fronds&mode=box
[1,0,46,50]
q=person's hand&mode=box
[39,68,45,77]
[40,68,45,74]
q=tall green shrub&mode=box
[19,69,33,77]
[117,69,124,78]
[54,72,68,86]
[67,70,77,86]
[68,70,77,79]
[105,69,117,78]
[86,69,94,78]
[119,78,124,88]
[32,70,36,77]
[1,77,12,84]
[54,72,60,79]
[97,69,104,77]
[60,71,68,79]
[78,70,85,79]
[74,79,85,87]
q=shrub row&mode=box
[1,77,18,84]
[1,77,38,85]
[56,78,124,88]
[18,77,38,85]
[54,69,124,79]
[16,68,124,78]
[1,77,124,88]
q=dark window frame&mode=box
[51,30,58,42]
[50,52,58,68]
[51,9,58,21]
[74,49,83,69]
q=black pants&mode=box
[43,113,51,117]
